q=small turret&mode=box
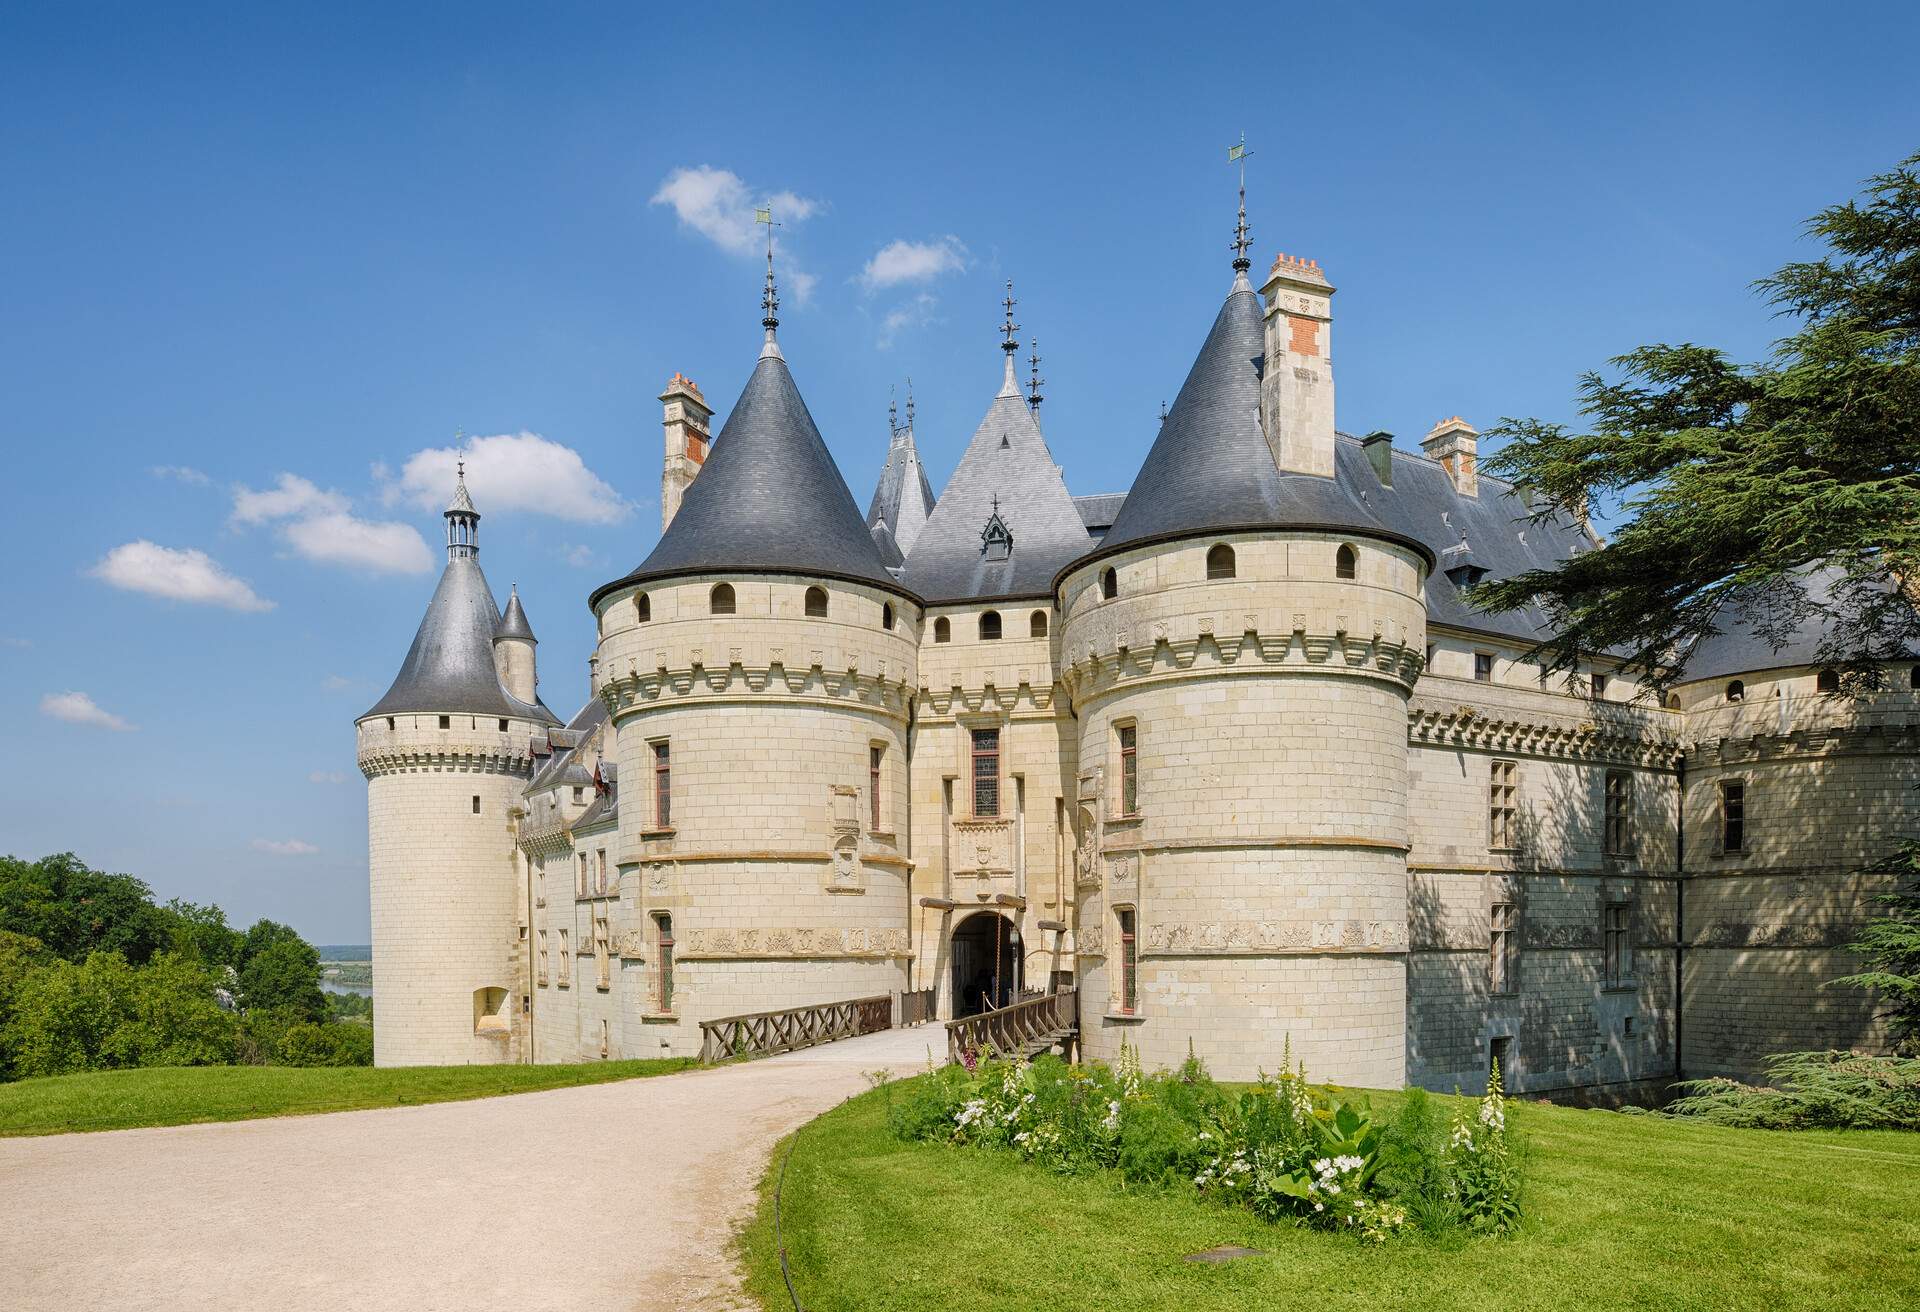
[446,460,480,558]
[493,584,538,704]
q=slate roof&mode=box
[364,554,560,724]
[865,425,936,556]
[1677,564,1920,682]
[1073,494,1126,539]
[1091,272,1412,563]
[529,697,608,794]
[592,350,908,606]
[902,358,1098,603]
[495,585,536,642]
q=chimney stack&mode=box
[1361,431,1394,487]
[1421,416,1478,498]
[660,372,712,531]
[1259,253,1337,478]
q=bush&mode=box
[4,951,236,1077]
[1667,1050,1920,1130]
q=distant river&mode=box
[321,979,374,999]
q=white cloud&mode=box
[308,771,348,784]
[252,838,320,856]
[320,674,353,691]
[150,464,211,486]
[879,293,941,349]
[41,691,135,731]
[90,541,275,612]
[383,432,628,524]
[562,544,598,568]
[0,637,30,650]
[231,473,350,527]
[281,513,434,575]
[650,165,823,305]
[860,236,969,291]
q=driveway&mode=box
[0,1025,942,1312]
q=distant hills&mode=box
[316,945,372,961]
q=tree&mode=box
[160,898,242,970]
[237,936,327,1020]
[1832,843,1920,1054]
[4,950,236,1077]
[1473,153,1920,691]
[0,853,174,964]
[0,931,54,1080]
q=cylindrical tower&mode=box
[1056,251,1429,1086]
[586,290,921,1058]
[359,467,559,1066]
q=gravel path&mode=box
[0,1026,941,1312]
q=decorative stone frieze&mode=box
[678,926,910,959]
[1142,918,1408,953]
[1408,696,1683,768]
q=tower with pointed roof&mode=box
[865,383,936,561]
[358,464,560,1066]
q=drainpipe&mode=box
[1673,753,1685,1083]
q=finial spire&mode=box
[755,204,782,357]
[1000,280,1020,354]
[444,444,480,558]
[888,385,898,438]
[1229,132,1253,275]
[905,377,916,431]
[1027,338,1045,413]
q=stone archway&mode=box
[950,911,1021,1017]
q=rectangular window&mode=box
[1474,651,1495,683]
[557,929,570,986]
[1591,672,1609,699]
[1117,723,1138,816]
[654,913,674,1012]
[971,727,1001,818]
[1721,779,1746,853]
[1490,901,1517,994]
[653,741,672,828]
[596,848,608,895]
[537,929,549,986]
[594,908,611,989]
[577,853,588,898]
[1489,759,1517,851]
[572,785,585,804]
[439,715,451,729]
[1605,770,1633,856]
[870,745,884,831]
[1604,901,1632,986]
[498,718,509,732]
[471,795,480,815]
[1425,643,1437,671]
[1116,907,1138,1014]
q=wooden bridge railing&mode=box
[898,987,937,1027]
[945,987,1078,1064]
[699,994,892,1063]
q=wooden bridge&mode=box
[944,988,1079,1063]
[698,986,1078,1065]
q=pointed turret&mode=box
[866,384,936,557]
[492,584,539,704]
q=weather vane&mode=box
[1027,339,1045,412]
[1229,132,1253,271]
[1000,280,1020,355]
[755,204,782,329]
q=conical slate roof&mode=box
[593,352,907,603]
[496,585,536,642]
[1092,272,1396,561]
[364,556,559,723]
[902,358,1095,602]
[866,424,936,556]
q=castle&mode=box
[358,216,1910,1095]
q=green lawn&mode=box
[741,1082,1920,1312]
[0,1056,697,1136]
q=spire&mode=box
[496,583,537,643]
[756,205,782,360]
[999,280,1021,396]
[905,378,916,433]
[1229,132,1253,281]
[444,451,479,559]
[1026,339,1045,414]
[888,385,899,440]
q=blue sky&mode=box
[3,2,1916,942]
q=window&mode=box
[1489,759,1517,851]
[1591,672,1609,699]
[1102,567,1118,600]
[1603,901,1632,986]
[439,715,451,729]
[1666,692,1681,710]
[1030,610,1048,638]
[1817,668,1840,693]
[1490,1035,1513,1086]
[537,929,549,986]
[870,745,884,831]
[1116,907,1138,1014]
[1207,544,1236,579]
[934,616,951,643]
[594,906,611,989]
[1335,543,1357,580]
[970,727,1001,818]
[596,848,608,895]
[1490,902,1518,995]
[652,741,672,828]
[572,786,585,804]
[654,913,675,1012]
[1424,643,1436,671]
[577,852,589,897]
[805,586,829,618]
[599,1019,609,1058]
[1474,652,1495,683]
[636,592,651,622]
[498,718,509,732]
[471,795,480,815]
[710,583,735,615]
[1911,666,1920,690]
[1720,779,1746,853]
[1726,679,1744,703]
[557,929,571,985]
[980,610,1003,641]
[386,716,395,730]
[1605,770,1634,856]
[1117,723,1138,816]
[882,603,894,630]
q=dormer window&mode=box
[1726,679,1745,703]
[980,501,1014,564]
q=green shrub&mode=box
[278,1020,374,1067]
[1667,1050,1920,1130]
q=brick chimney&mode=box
[1259,252,1336,478]
[660,372,712,531]
[1421,416,1478,498]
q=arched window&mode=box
[934,617,951,643]
[1336,543,1358,580]
[1726,679,1744,703]
[980,610,1003,641]
[882,603,894,630]
[710,583,735,615]
[1030,610,1049,638]
[1666,692,1681,710]
[1911,665,1920,690]
[1206,544,1235,580]
[1101,567,1118,600]
[635,592,651,623]
[1817,668,1840,693]
[805,586,829,618]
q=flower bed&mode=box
[888,1040,1522,1241]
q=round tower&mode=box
[358,465,560,1066]
[493,584,539,704]
[1056,243,1429,1086]
[586,261,920,1057]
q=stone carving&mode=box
[1142,919,1407,953]
[1078,926,1104,956]
[680,926,910,959]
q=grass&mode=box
[0,1056,698,1136]
[741,1080,1920,1312]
